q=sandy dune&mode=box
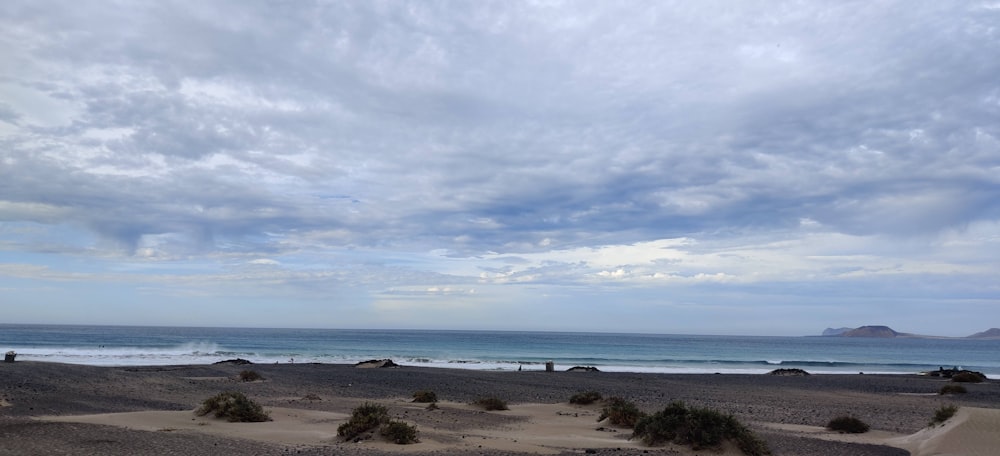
[758,421,904,446]
[889,407,1000,456]
[39,400,653,455]
[38,402,1000,455]
[761,406,1000,456]
[39,407,349,446]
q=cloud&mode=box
[247,258,279,266]
[0,1,998,334]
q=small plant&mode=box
[597,397,645,428]
[472,397,508,411]
[338,402,390,441]
[380,420,419,444]
[196,391,271,422]
[632,401,770,456]
[826,416,870,434]
[930,405,958,426]
[939,384,967,395]
[569,391,603,405]
[425,402,440,411]
[951,371,986,383]
[412,390,438,403]
[239,370,263,382]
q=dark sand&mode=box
[3,361,999,455]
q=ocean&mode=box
[2,324,998,378]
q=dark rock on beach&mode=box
[213,358,254,365]
[354,359,400,368]
[768,368,810,376]
[925,368,988,382]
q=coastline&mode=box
[6,325,1000,379]
[3,361,999,455]
[7,354,994,379]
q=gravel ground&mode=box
[3,361,998,455]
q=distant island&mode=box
[968,328,1000,339]
[820,325,1000,339]
[840,325,902,338]
[821,327,853,336]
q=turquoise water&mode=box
[2,324,998,377]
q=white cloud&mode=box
[248,258,279,266]
[0,1,997,334]
[0,83,81,127]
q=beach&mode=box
[2,361,998,455]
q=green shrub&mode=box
[939,384,967,395]
[472,397,508,411]
[569,391,603,405]
[412,390,438,403]
[597,397,645,428]
[930,405,958,426]
[633,402,770,456]
[951,372,986,383]
[238,370,263,382]
[826,416,870,434]
[338,402,390,441]
[380,420,419,444]
[196,391,271,422]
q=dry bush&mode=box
[472,397,508,411]
[412,390,438,403]
[939,384,967,395]
[827,416,870,434]
[238,370,263,382]
[598,397,645,428]
[338,402,389,441]
[569,391,603,405]
[633,401,770,456]
[196,391,270,422]
[380,420,419,444]
[930,405,958,426]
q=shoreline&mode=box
[3,361,1000,455]
[7,325,1000,381]
[8,355,994,379]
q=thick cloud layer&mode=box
[1,1,998,335]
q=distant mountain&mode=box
[967,328,1000,339]
[840,325,900,338]
[819,325,999,338]
[822,327,853,336]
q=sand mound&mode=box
[39,407,349,445]
[36,401,721,454]
[890,407,1000,456]
[759,407,1000,455]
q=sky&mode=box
[1,1,999,336]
